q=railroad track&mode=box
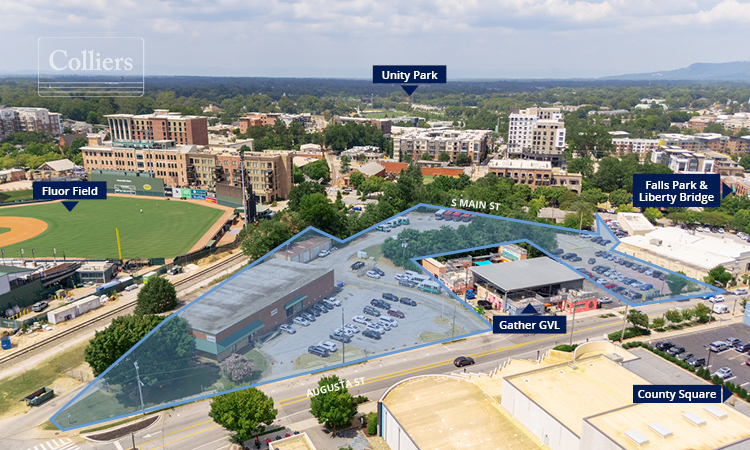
[0,252,249,368]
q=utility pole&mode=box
[134,361,145,413]
[342,307,346,364]
[240,150,249,227]
[451,306,456,337]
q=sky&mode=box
[2,0,750,79]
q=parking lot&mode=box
[657,323,750,388]
[258,233,488,379]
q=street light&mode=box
[401,239,409,259]
[133,361,145,413]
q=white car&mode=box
[709,295,725,303]
[344,324,360,334]
[366,323,386,334]
[280,324,296,334]
[379,317,398,327]
[366,270,381,279]
[293,317,310,327]
[334,327,354,337]
[394,274,406,281]
[718,228,725,234]
[327,297,342,307]
[318,340,338,352]
[318,250,330,258]
[323,299,337,308]
[696,227,704,232]
[352,315,370,324]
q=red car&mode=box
[604,283,617,288]
[746,358,750,367]
[387,309,405,318]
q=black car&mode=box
[570,256,582,262]
[655,341,674,351]
[383,293,399,302]
[736,343,750,353]
[687,356,706,367]
[454,356,475,367]
[651,270,663,278]
[307,308,321,317]
[562,253,577,260]
[351,261,365,270]
[667,346,685,356]
[399,297,417,307]
[308,345,330,357]
[658,273,666,281]
[371,299,391,309]
[552,248,564,256]
[312,304,328,314]
[595,251,604,257]
[588,258,596,264]
[362,329,382,340]
[398,279,417,288]
[677,352,694,361]
[300,312,316,322]
[591,236,602,244]
[477,300,493,310]
[373,268,385,277]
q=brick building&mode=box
[106,110,208,146]
[393,128,491,164]
[331,116,391,137]
[487,159,582,193]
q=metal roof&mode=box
[469,258,584,292]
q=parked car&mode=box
[322,299,337,309]
[373,268,385,277]
[279,324,296,334]
[313,304,328,314]
[399,297,417,307]
[394,274,406,281]
[379,317,398,327]
[318,250,330,258]
[477,300,493,309]
[388,309,405,318]
[307,308,321,317]
[687,356,706,367]
[677,352,693,361]
[667,346,686,356]
[318,341,338,352]
[362,329,381,340]
[453,356,475,367]
[308,345,329,357]
[363,306,381,317]
[327,297,341,307]
[352,315,370,324]
[399,279,417,288]
[371,299,391,310]
[715,367,733,379]
[366,323,386,334]
[710,341,729,352]
[300,312,316,322]
[366,270,381,279]
[351,261,365,270]
[655,341,674,351]
[31,301,49,312]
[329,330,352,343]
[588,258,596,264]
[383,293,399,302]
[293,317,310,327]
[597,297,613,305]
[709,295,726,303]
[344,324,360,334]
[726,337,742,347]
[736,343,750,353]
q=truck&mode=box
[23,387,54,406]
[713,304,729,314]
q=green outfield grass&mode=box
[0,189,33,203]
[0,197,224,259]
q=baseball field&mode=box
[0,196,226,259]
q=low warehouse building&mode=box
[274,236,332,263]
[181,259,334,361]
[470,257,585,310]
[616,212,655,236]
[618,227,750,280]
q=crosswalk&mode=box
[22,438,80,450]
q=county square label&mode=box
[632,174,723,208]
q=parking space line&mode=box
[741,382,749,387]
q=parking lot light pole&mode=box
[342,307,345,364]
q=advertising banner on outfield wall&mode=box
[90,171,164,196]
[164,187,173,197]
[172,188,181,198]
[181,188,191,199]
[191,189,206,200]
[206,191,217,204]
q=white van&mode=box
[710,341,729,352]
[733,288,748,295]
[407,275,430,284]
[404,270,420,278]
[713,304,729,314]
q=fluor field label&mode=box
[33,181,107,200]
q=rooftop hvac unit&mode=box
[650,238,663,246]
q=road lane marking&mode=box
[147,425,221,450]
[138,420,213,447]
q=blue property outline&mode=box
[51,203,722,430]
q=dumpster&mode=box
[1,336,10,350]
[23,387,54,406]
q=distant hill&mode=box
[602,61,750,81]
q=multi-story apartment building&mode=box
[393,128,491,164]
[12,107,62,136]
[651,147,715,174]
[331,116,392,137]
[688,115,716,132]
[487,159,582,193]
[612,138,660,155]
[238,113,283,134]
[81,138,293,203]
[657,133,704,152]
[106,110,208,146]
[0,106,16,142]
[507,107,566,166]
[726,136,750,154]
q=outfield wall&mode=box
[90,171,165,196]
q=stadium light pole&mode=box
[240,150,249,227]
[134,361,145,413]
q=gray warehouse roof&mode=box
[180,259,332,335]
[470,257,584,292]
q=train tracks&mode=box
[0,252,250,368]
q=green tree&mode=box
[293,164,305,184]
[134,277,177,315]
[651,317,665,329]
[643,207,663,224]
[349,171,365,188]
[627,309,650,329]
[240,219,294,260]
[579,188,608,206]
[665,272,688,296]
[681,308,695,322]
[455,153,472,166]
[420,152,434,161]
[310,375,357,430]
[298,193,340,234]
[339,155,351,174]
[704,265,733,288]
[438,152,451,162]
[209,388,278,444]
[357,153,367,164]
[693,303,711,323]
[608,189,631,208]
[84,314,165,377]
[665,309,683,324]
[288,181,326,211]
[303,159,331,183]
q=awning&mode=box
[284,294,307,310]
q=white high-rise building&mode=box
[507,107,566,166]
[507,107,563,155]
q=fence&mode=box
[59,361,93,383]
[171,239,240,267]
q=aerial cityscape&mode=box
[3,2,750,450]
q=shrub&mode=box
[354,395,369,405]
[367,414,378,435]
[220,353,255,382]
[688,365,696,372]
[712,375,724,386]
[553,344,578,352]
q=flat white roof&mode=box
[620,227,750,270]
[616,213,656,232]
